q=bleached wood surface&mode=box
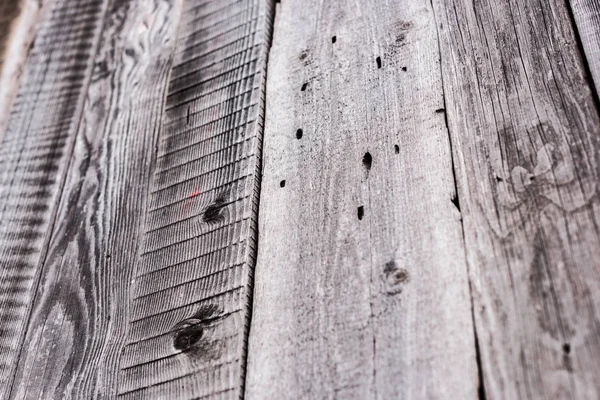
[433,0,600,398]
[246,1,479,399]
[570,0,600,94]
[0,0,599,398]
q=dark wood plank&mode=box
[8,0,182,398]
[0,0,44,140]
[570,0,600,94]
[432,0,600,397]
[246,1,479,398]
[117,0,274,398]
[0,0,108,395]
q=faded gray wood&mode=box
[246,1,479,399]
[0,0,108,395]
[9,0,181,398]
[571,0,600,95]
[117,0,274,398]
[433,0,600,398]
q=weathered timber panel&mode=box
[570,0,600,95]
[117,0,274,398]
[0,0,43,141]
[433,0,600,398]
[9,0,181,398]
[246,1,479,399]
[0,0,108,395]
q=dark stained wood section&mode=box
[0,0,108,395]
[117,0,274,398]
[8,0,182,398]
[433,0,600,397]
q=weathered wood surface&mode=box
[246,0,479,398]
[8,0,181,398]
[433,0,600,398]
[570,0,600,94]
[117,0,274,398]
[0,0,45,142]
[0,0,108,395]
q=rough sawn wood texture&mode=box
[9,0,181,398]
[0,0,109,395]
[117,0,274,398]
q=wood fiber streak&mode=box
[118,0,274,398]
[0,0,108,395]
[570,0,600,95]
[433,0,600,398]
[246,1,478,399]
[8,0,182,398]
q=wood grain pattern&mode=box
[117,0,274,398]
[570,0,600,94]
[432,0,600,398]
[9,0,182,398]
[0,0,108,395]
[246,1,479,399]
[0,0,45,142]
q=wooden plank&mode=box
[570,0,600,95]
[246,1,479,398]
[8,0,182,398]
[0,0,45,141]
[117,0,274,398]
[432,0,600,398]
[0,0,108,395]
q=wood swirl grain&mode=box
[433,0,600,397]
[0,0,108,395]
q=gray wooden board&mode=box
[432,0,600,398]
[570,0,600,95]
[8,0,181,398]
[0,0,108,395]
[246,0,479,399]
[117,0,274,398]
[0,0,47,143]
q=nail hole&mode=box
[296,129,303,139]
[280,180,286,188]
[187,106,191,125]
[563,343,571,354]
[376,56,382,69]
[358,206,364,220]
[301,83,308,91]
[435,108,445,114]
[362,152,372,170]
[495,176,503,182]
[394,145,400,154]
[332,35,337,43]
[402,67,407,72]
[451,195,460,212]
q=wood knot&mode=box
[383,261,409,295]
[171,305,218,352]
[203,192,228,224]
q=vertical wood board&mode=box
[433,0,600,397]
[117,0,274,398]
[246,1,479,399]
[0,0,108,394]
